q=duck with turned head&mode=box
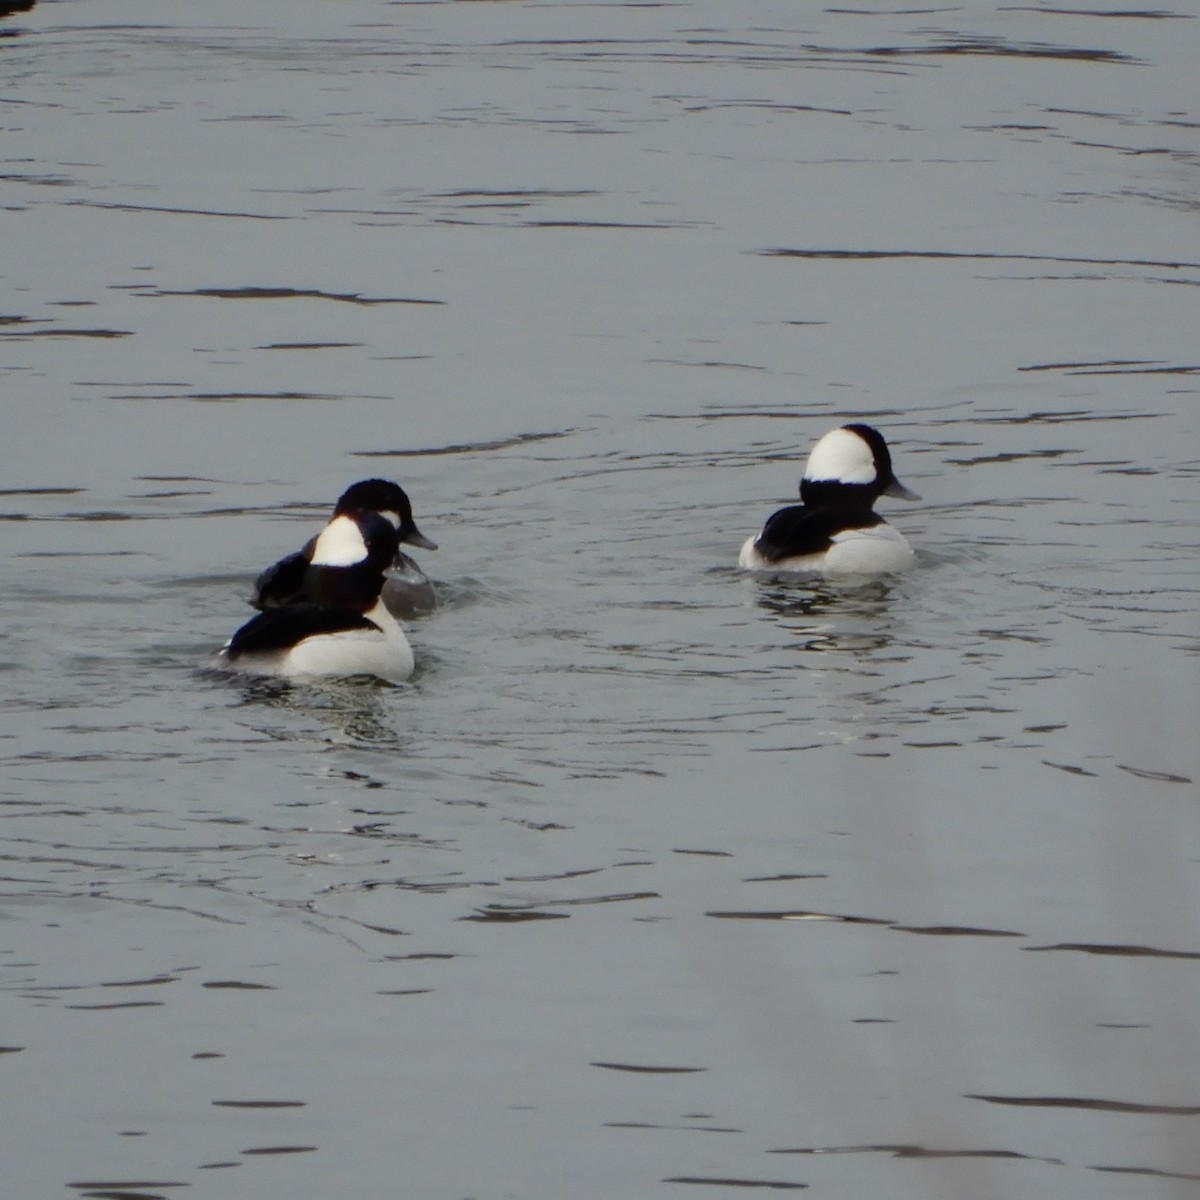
[254,478,438,617]
[738,423,920,577]
[220,509,414,681]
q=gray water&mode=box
[3,2,1198,1197]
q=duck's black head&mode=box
[335,478,437,551]
[303,510,399,611]
[798,423,920,510]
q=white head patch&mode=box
[311,514,368,567]
[803,426,876,485]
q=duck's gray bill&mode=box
[405,528,438,551]
[883,477,921,501]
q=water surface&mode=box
[2,2,1198,1198]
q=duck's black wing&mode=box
[252,531,320,609]
[252,552,308,609]
[225,606,381,660]
[753,504,881,563]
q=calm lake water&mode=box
[3,2,1198,1198]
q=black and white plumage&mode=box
[220,510,415,682]
[254,478,438,617]
[738,423,920,577]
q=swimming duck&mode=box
[220,509,414,681]
[738,423,920,576]
[254,478,438,616]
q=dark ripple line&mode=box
[67,1184,189,1193]
[1117,763,1192,783]
[706,909,892,924]
[705,910,1026,938]
[607,1120,741,1132]
[499,33,1131,66]
[664,1178,807,1190]
[355,429,577,457]
[1090,1165,1200,1181]
[771,1142,1062,1164]
[68,199,288,220]
[1043,759,1099,777]
[0,487,84,497]
[521,219,693,230]
[505,866,606,883]
[76,892,246,926]
[111,390,351,402]
[138,286,443,306]
[1019,358,1158,371]
[75,1192,169,1200]
[1002,6,1191,19]
[434,187,600,200]
[462,892,658,924]
[593,1061,707,1074]
[213,1099,305,1108]
[1026,942,1200,960]
[240,1145,316,1155]
[461,908,569,923]
[65,1001,165,1011]
[1076,364,1200,376]
[764,248,1200,270]
[0,327,132,339]
[682,99,853,116]
[854,37,1135,62]
[892,924,1025,938]
[967,1093,1200,1115]
[946,448,1078,466]
[99,975,178,988]
[542,890,659,906]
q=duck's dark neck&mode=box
[799,479,878,511]
[304,563,384,613]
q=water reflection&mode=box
[752,578,903,656]
[215,672,409,750]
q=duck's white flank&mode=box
[738,522,916,576]
[221,600,414,682]
[278,602,414,681]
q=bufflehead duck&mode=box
[738,423,920,577]
[220,509,415,681]
[254,478,438,616]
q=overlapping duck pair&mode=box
[218,480,437,682]
[219,423,919,683]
